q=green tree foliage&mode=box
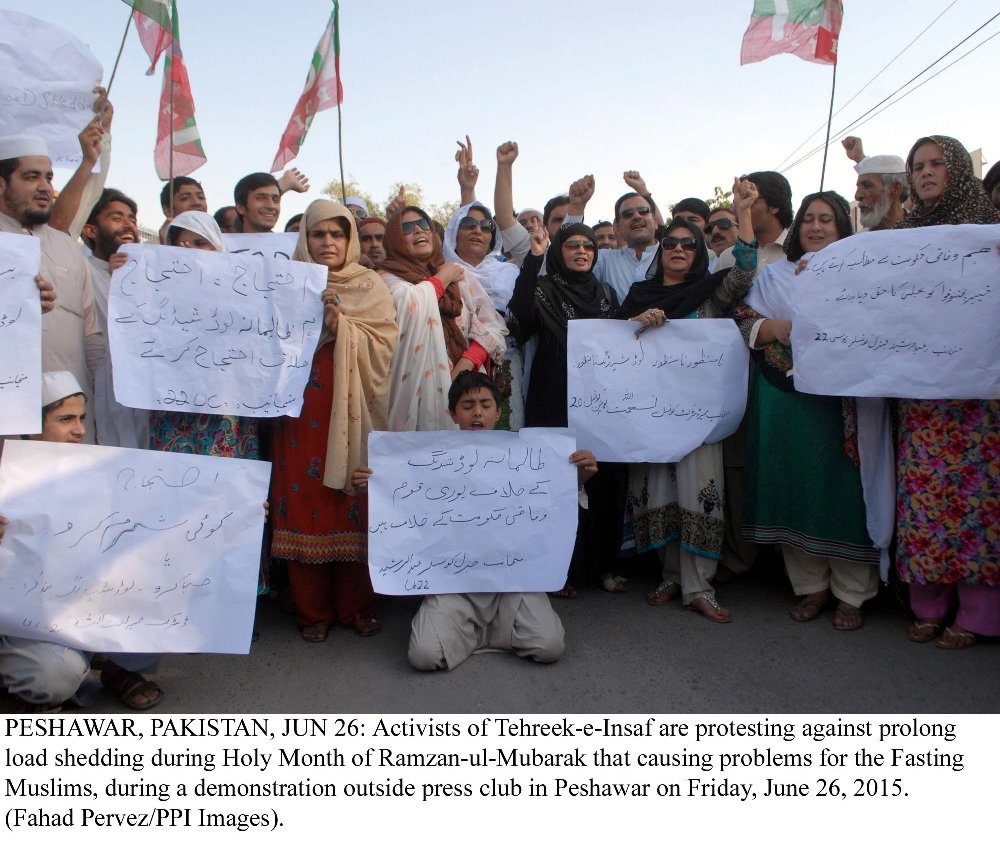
[321,178,457,227]
[708,185,733,210]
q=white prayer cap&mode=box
[344,195,368,213]
[42,371,84,407]
[856,154,906,175]
[0,134,50,161]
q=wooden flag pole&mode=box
[818,61,838,190]
[105,12,133,98]
[168,47,175,217]
[337,98,346,205]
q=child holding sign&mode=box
[353,372,597,671]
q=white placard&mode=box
[566,319,749,462]
[0,11,103,168]
[222,232,299,260]
[109,243,326,417]
[0,440,271,654]
[368,429,578,595]
[0,232,42,435]
[790,224,1000,398]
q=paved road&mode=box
[6,560,993,714]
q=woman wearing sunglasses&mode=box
[735,192,881,631]
[443,201,522,428]
[380,206,507,431]
[508,222,619,598]
[617,179,758,623]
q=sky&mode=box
[3,0,998,231]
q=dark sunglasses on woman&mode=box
[458,216,496,233]
[401,218,432,235]
[661,235,698,252]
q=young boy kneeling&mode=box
[353,372,597,671]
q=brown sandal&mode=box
[351,614,381,637]
[936,626,976,650]
[907,619,943,643]
[833,602,864,631]
[790,592,828,622]
[301,622,330,642]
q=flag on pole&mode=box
[740,1,843,65]
[122,0,172,75]
[270,0,343,172]
[154,0,205,179]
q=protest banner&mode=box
[0,232,42,435]
[0,10,102,167]
[566,319,749,462]
[109,243,326,417]
[367,429,578,595]
[0,440,270,654]
[789,224,1000,398]
[222,232,299,260]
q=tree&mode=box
[321,177,456,226]
[321,176,381,215]
[707,185,733,210]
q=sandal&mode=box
[100,666,163,711]
[352,614,381,637]
[301,621,330,643]
[646,580,680,606]
[550,583,577,599]
[600,574,628,594]
[833,602,864,631]
[936,626,976,651]
[907,619,943,643]
[790,592,828,622]
[686,594,732,624]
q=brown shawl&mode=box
[380,205,468,364]
[293,200,398,491]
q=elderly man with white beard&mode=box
[842,137,907,231]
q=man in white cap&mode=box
[344,195,369,221]
[0,135,101,442]
[0,372,162,711]
[842,136,907,231]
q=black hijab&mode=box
[619,219,723,319]
[535,223,618,346]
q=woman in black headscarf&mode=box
[507,223,619,597]
[508,222,618,425]
[618,183,757,622]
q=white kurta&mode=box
[87,256,149,448]
[0,212,101,442]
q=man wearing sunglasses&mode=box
[563,174,659,303]
[704,207,739,270]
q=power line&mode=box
[780,12,1000,174]
[773,0,958,171]
[818,27,1000,153]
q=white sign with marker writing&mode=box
[789,224,1000,398]
[0,11,103,168]
[367,429,578,595]
[222,232,299,260]
[109,243,326,417]
[567,319,749,462]
[0,440,271,654]
[0,232,42,435]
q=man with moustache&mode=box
[0,135,101,442]
[704,206,739,270]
